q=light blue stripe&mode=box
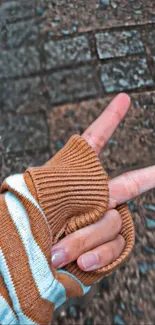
[0,249,38,325]
[5,191,54,297]
[51,278,67,310]
[58,269,91,295]
[0,295,19,325]
[5,174,48,224]
[5,174,67,306]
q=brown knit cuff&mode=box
[64,204,135,285]
[24,135,109,244]
[24,135,135,286]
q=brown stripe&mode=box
[0,195,54,325]
[0,275,16,315]
[2,180,51,268]
[23,173,38,201]
[56,272,83,299]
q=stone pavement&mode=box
[0,0,155,324]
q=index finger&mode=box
[82,93,131,154]
[108,165,155,209]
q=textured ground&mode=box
[0,1,155,324]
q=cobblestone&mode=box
[95,30,144,59]
[0,77,42,112]
[1,1,155,324]
[0,151,50,183]
[44,66,99,104]
[0,46,40,79]
[100,58,154,92]
[0,0,36,22]
[6,20,39,48]
[0,114,48,153]
[43,35,91,70]
[145,29,155,55]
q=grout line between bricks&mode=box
[0,53,151,82]
[32,22,155,45]
[47,87,155,110]
[2,16,155,31]
[140,26,155,85]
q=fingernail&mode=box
[82,253,99,271]
[51,249,66,268]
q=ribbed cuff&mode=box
[24,135,109,244]
[24,135,135,286]
[64,204,135,286]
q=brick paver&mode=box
[0,0,36,21]
[44,66,99,104]
[95,30,144,59]
[0,114,48,153]
[43,35,92,70]
[1,77,41,112]
[100,58,154,92]
[0,46,41,78]
[0,1,155,324]
[5,20,39,48]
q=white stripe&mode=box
[0,249,38,325]
[5,174,48,228]
[5,174,67,306]
[5,191,54,295]
[0,295,19,325]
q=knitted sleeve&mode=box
[0,135,135,325]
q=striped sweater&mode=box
[0,135,135,325]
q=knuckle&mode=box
[91,134,106,153]
[123,173,140,198]
[102,245,115,264]
[95,135,106,150]
[99,235,125,267]
[64,250,70,263]
[82,132,106,153]
[106,209,122,236]
[65,233,87,262]
[82,131,92,142]
[74,234,87,255]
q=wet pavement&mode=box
[0,1,155,324]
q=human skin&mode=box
[51,93,155,272]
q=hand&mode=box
[51,93,155,272]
